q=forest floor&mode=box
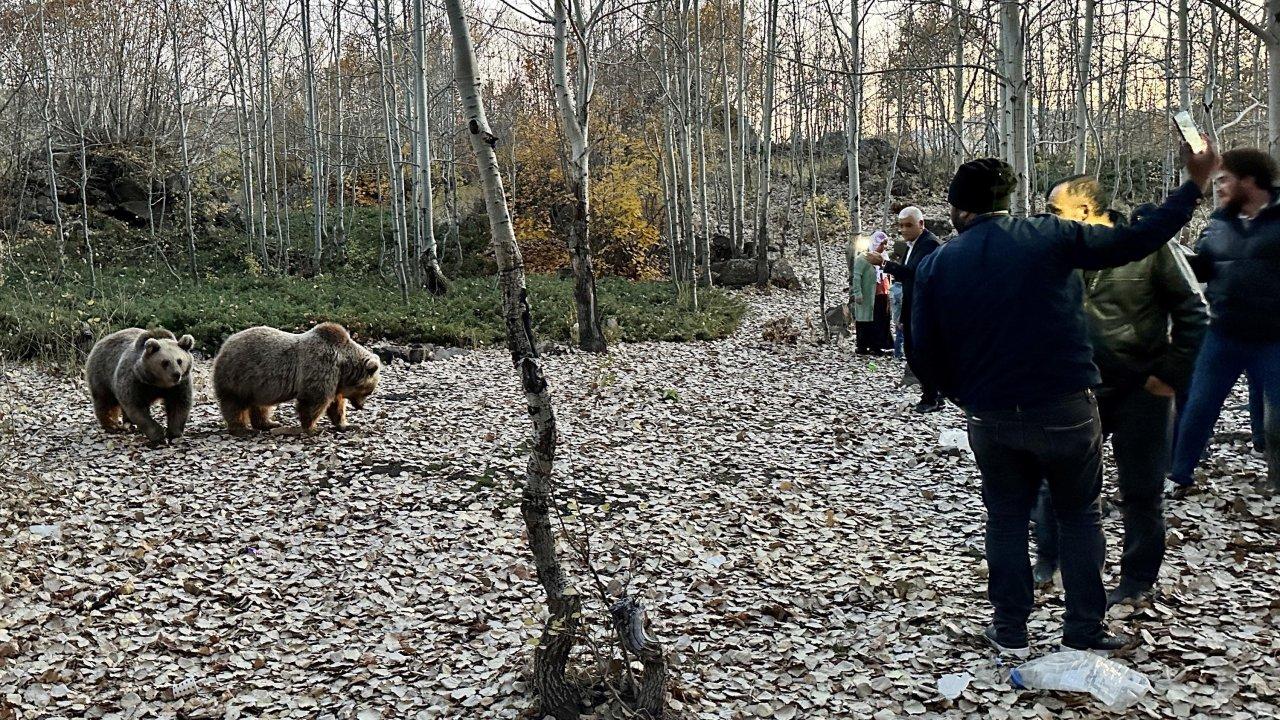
[1,244,1277,720]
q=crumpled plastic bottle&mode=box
[1010,650,1151,711]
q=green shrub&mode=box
[0,268,746,360]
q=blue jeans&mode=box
[889,282,905,359]
[1170,329,1280,486]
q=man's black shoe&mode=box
[1060,632,1135,656]
[1032,561,1057,587]
[914,400,943,414]
[983,625,1030,659]
[1106,582,1153,608]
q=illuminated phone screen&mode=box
[1174,111,1207,153]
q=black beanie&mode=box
[948,158,1017,214]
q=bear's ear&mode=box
[365,357,379,375]
[144,338,162,354]
[178,334,195,350]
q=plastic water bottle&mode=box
[1010,650,1151,711]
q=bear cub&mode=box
[212,322,380,436]
[85,328,195,446]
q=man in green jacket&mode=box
[1036,175,1209,606]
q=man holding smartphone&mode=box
[911,136,1217,656]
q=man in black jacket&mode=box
[867,206,944,413]
[912,142,1216,656]
[1171,148,1280,493]
[1034,175,1208,606]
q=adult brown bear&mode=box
[212,322,380,436]
[85,328,195,446]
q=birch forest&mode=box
[2,0,1280,719]
[0,0,1275,322]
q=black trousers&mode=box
[901,311,939,404]
[967,391,1107,646]
[872,294,893,350]
[1034,383,1173,589]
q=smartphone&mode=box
[1173,110,1207,153]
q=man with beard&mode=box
[1170,148,1280,494]
[866,206,944,413]
[911,140,1216,657]
[1033,174,1207,607]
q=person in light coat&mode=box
[849,231,888,355]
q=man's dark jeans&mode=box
[967,391,1107,646]
[903,318,939,405]
[1171,329,1280,488]
[1032,384,1173,589]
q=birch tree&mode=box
[167,0,198,279]
[37,7,66,278]
[374,0,411,301]
[952,0,965,170]
[547,0,607,352]
[1073,0,1095,173]
[1203,0,1280,161]
[412,0,449,294]
[443,1,666,716]
[754,0,781,286]
[998,0,1029,214]
[301,0,325,273]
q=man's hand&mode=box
[865,251,884,266]
[1144,375,1177,398]
[852,297,863,306]
[1180,133,1219,190]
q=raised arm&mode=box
[1062,181,1203,270]
[1062,139,1216,270]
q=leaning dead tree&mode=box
[443,0,667,717]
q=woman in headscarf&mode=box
[848,231,885,355]
[870,231,895,352]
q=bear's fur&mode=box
[212,322,380,436]
[85,328,195,445]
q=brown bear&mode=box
[212,322,380,436]
[85,328,195,446]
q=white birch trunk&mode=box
[301,0,325,273]
[754,0,780,285]
[413,0,448,293]
[847,0,862,234]
[1073,0,1095,173]
[717,1,738,256]
[999,0,1029,215]
[952,0,964,170]
[168,0,198,279]
[550,0,607,351]
[445,3,571,717]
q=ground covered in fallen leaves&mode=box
[1,245,1277,720]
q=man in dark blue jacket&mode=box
[912,144,1217,657]
[1171,148,1280,493]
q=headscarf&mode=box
[870,231,889,282]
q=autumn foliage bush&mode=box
[509,116,663,279]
